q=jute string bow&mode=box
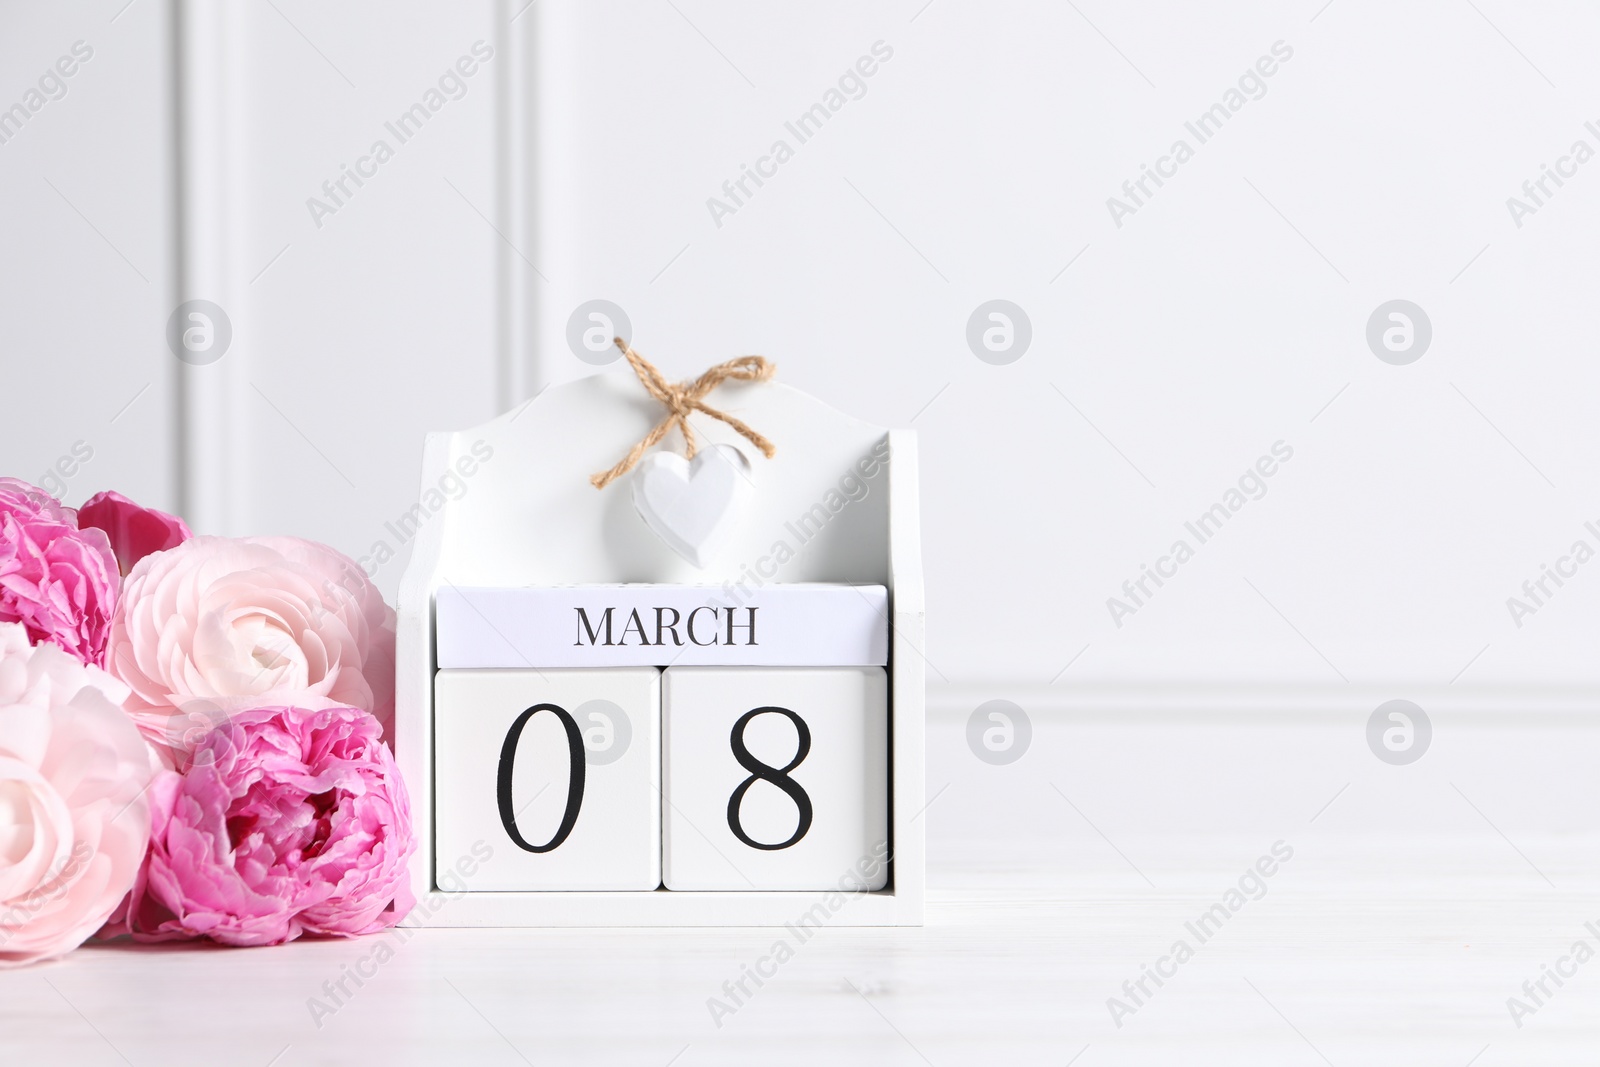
[590,338,777,489]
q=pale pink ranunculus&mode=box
[77,490,191,577]
[0,622,155,966]
[107,703,415,946]
[107,535,396,767]
[0,478,119,667]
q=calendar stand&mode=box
[395,372,925,926]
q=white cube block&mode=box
[434,668,660,890]
[662,667,889,891]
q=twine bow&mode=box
[590,338,777,489]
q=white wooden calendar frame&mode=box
[395,371,925,926]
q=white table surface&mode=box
[5,705,1597,1065]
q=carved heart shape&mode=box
[631,444,752,568]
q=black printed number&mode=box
[727,707,814,851]
[497,703,586,853]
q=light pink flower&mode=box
[0,478,119,667]
[0,622,154,966]
[77,490,191,577]
[107,704,414,946]
[107,536,396,767]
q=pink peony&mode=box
[107,704,414,946]
[77,490,191,577]
[0,478,119,667]
[107,535,396,767]
[0,622,154,966]
[0,478,72,522]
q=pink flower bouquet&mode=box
[0,478,415,964]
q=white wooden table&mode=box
[5,706,1596,1065]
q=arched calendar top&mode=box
[419,372,900,587]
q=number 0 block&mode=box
[662,667,889,891]
[434,668,661,890]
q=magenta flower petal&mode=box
[77,491,191,577]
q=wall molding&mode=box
[172,0,244,534]
[928,681,1600,719]
[495,0,539,411]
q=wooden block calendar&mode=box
[396,371,924,926]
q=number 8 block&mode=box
[662,667,889,891]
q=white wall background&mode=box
[5,0,1600,710]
